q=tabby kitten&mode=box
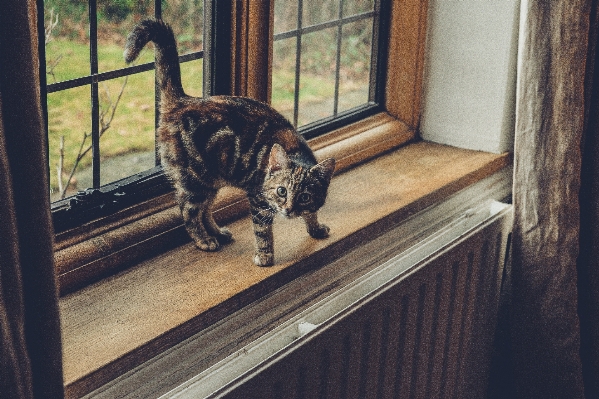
[124,19,335,266]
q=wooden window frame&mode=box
[54,0,429,295]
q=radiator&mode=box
[165,201,513,399]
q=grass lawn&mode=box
[45,38,345,196]
[46,38,202,194]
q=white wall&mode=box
[420,0,520,154]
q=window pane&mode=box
[98,73,156,186]
[162,0,204,55]
[298,28,337,126]
[272,37,297,123]
[180,59,204,97]
[44,0,90,83]
[272,0,381,132]
[302,0,339,26]
[44,0,205,206]
[343,0,375,16]
[97,1,155,73]
[338,19,373,113]
[48,86,92,201]
[274,0,298,34]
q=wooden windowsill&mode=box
[59,141,510,398]
[54,113,414,295]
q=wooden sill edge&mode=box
[54,112,415,295]
[60,144,512,398]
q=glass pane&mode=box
[48,86,91,201]
[343,0,375,16]
[274,0,298,34]
[338,19,373,113]
[43,0,90,83]
[302,0,340,27]
[272,37,297,124]
[162,0,204,55]
[98,73,156,186]
[97,1,155,72]
[298,28,337,126]
[180,59,204,97]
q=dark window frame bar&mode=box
[333,0,346,117]
[155,1,163,165]
[46,53,204,94]
[292,0,304,128]
[272,10,376,42]
[90,0,100,187]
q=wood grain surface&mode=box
[59,142,509,396]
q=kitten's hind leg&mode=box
[203,205,233,244]
[179,191,225,251]
[303,212,330,239]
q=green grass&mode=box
[46,39,202,195]
[270,68,337,125]
[45,38,361,195]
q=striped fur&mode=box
[125,19,335,266]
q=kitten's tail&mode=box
[124,19,185,102]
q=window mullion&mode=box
[89,0,100,188]
[333,0,345,117]
[369,0,385,103]
[154,0,162,166]
[293,0,303,128]
[37,0,50,182]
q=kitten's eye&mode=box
[277,186,287,197]
[299,193,311,203]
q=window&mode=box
[41,0,396,234]
[271,0,387,137]
[41,0,204,231]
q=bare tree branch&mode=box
[44,8,62,83]
[45,8,59,45]
[59,77,129,199]
[46,54,63,83]
[57,135,65,195]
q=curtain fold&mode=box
[0,1,64,398]
[509,1,599,398]
[579,1,599,397]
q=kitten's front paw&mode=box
[196,237,220,252]
[216,227,233,243]
[308,224,330,239]
[254,252,274,267]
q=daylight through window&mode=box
[41,0,204,203]
[272,0,383,136]
[41,0,388,232]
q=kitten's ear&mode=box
[268,143,290,173]
[311,158,336,184]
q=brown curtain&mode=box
[495,1,599,398]
[579,1,599,397]
[0,1,64,398]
